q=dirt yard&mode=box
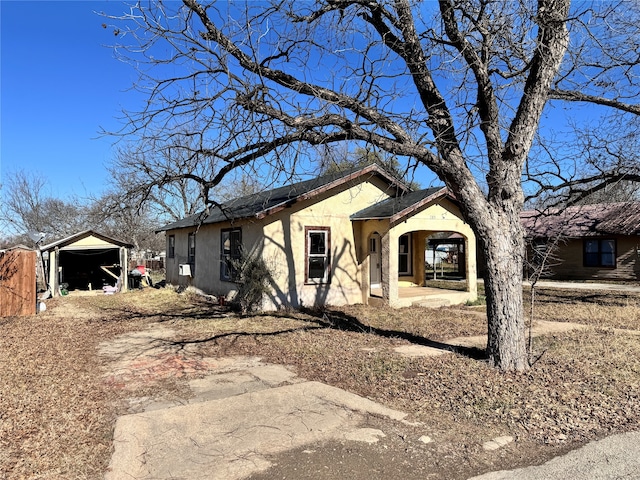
[1,286,640,479]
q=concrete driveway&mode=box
[102,328,416,480]
[468,430,640,480]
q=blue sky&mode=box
[0,1,607,210]
[0,0,439,206]
[1,0,136,201]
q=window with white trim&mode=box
[398,233,412,275]
[306,226,330,284]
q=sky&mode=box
[0,0,438,212]
[1,0,138,202]
[0,1,616,216]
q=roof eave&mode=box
[256,163,410,220]
[41,230,134,250]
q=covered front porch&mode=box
[351,187,478,309]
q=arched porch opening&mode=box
[425,232,467,288]
[369,227,477,308]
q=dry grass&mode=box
[2,286,640,479]
[529,287,640,330]
[0,296,149,479]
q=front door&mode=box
[369,233,382,288]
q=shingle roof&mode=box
[522,202,640,238]
[157,164,410,232]
[350,187,449,221]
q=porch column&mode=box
[465,235,478,299]
[416,231,428,286]
[381,231,399,307]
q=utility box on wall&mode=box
[179,264,192,277]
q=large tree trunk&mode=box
[480,211,528,371]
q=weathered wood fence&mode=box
[0,249,36,317]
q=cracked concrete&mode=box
[102,328,412,480]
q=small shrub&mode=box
[231,251,272,314]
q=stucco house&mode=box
[522,202,640,281]
[157,164,478,310]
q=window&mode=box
[221,228,242,281]
[187,233,196,264]
[398,233,412,275]
[584,238,616,268]
[168,235,175,259]
[306,227,330,284]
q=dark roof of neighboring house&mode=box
[40,230,133,251]
[157,164,411,232]
[350,187,450,222]
[522,202,640,238]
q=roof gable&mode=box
[158,164,410,231]
[350,187,452,222]
[522,202,640,238]
[41,230,133,251]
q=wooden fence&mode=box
[0,249,36,317]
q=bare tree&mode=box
[525,114,640,209]
[319,146,421,189]
[109,127,270,222]
[105,0,640,371]
[86,193,165,253]
[0,170,165,256]
[108,135,207,223]
[523,232,563,364]
[0,170,87,243]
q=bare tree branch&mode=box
[103,0,640,371]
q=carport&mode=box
[41,230,133,296]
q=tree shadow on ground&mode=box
[160,306,487,362]
[94,295,487,362]
[308,308,488,361]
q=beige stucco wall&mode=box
[260,177,393,309]
[165,176,394,308]
[165,228,194,287]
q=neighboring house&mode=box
[158,164,477,310]
[41,230,133,296]
[521,202,640,281]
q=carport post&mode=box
[48,247,60,297]
[120,246,129,292]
